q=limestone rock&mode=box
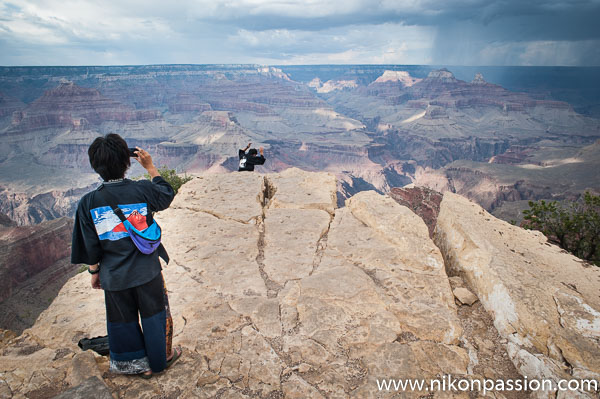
[453,287,479,306]
[5,172,590,398]
[68,351,103,387]
[268,167,337,215]
[171,173,265,223]
[448,276,464,289]
[282,374,324,398]
[53,376,112,399]
[263,207,331,286]
[472,73,487,85]
[435,192,600,397]
[338,191,462,345]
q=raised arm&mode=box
[134,147,175,211]
[247,147,266,166]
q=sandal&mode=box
[139,371,152,379]
[166,346,182,369]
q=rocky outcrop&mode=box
[2,171,597,397]
[0,169,474,398]
[309,79,359,93]
[425,69,458,83]
[435,192,600,398]
[372,71,422,87]
[406,69,575,112]
[363,71,421,103]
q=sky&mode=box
[0,0,599,66]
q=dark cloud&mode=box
[0,0,598,65]
[192,0,600,41]
[189,0,600,65]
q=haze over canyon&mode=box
[1,64,599,227]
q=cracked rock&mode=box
[4,172,595,398]
[435,192,600,397]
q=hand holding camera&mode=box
[131,147,159,179]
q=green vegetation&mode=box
[143,166,193,195]
[523,192,600,266]
[77,265,88,274]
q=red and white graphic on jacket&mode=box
[112,210,148,233]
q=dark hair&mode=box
[248,148,258,156]
[88,133,131,181]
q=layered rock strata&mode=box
[6,82,161,134]
[0,217,74,303]
[389,186,443,238]
[0,91,25,119]
[0,184,97,226]
[2,66,600,227]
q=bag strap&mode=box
[97,185,127,223]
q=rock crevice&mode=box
[434,192,600,398]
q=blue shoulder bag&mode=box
[98,185,169,263]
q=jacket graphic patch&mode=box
[90,203,148,241]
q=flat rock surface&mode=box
[53,376,113,399]
[2,171,583,398]
[435,192,600,398]
[0,170,466,398]
[267,167,337,215]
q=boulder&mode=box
[453,287,479,306]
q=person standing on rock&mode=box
[71,133,182,379]
[238,142,266,171]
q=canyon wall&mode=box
[1,65,599,226]
[0,217,77,333]
[0,217,74,303]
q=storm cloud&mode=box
[0,0,598,65]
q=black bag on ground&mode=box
[78,335,109,356]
